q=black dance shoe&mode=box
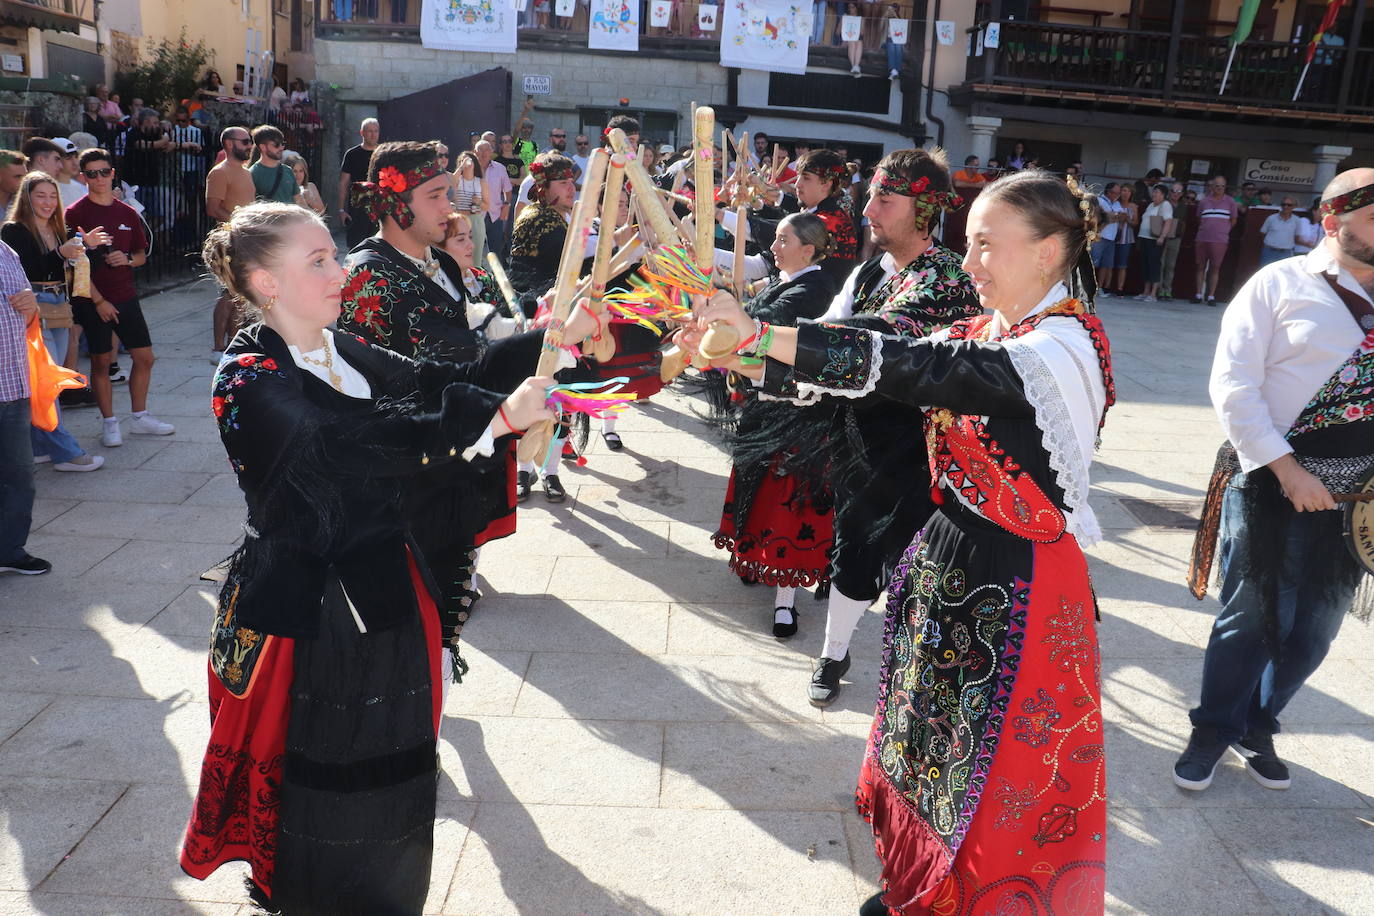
[542,473,566,503]
[602,431,624,450]
[516,470,533,503]
[772,606,798,639]
[807,652,851,707]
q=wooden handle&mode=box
[732,204,746,300]
[693,106,715,272]
[484,252,525,330]
[517,149,610,464]
[607,128,681,247]
[586,152,628,364]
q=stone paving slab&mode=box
[1,284,1372,913]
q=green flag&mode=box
[1230,0,1262,44]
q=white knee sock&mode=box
[822,590,870,660]
[601,414,618,435]
[518,460,536,474]
[774,585,796,608]
[542,437,565,476]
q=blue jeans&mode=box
[30,325,84,464]
[811,1,826,42]
[485,214,506,264]
[1190,476,1353,740]
[0,397,36,564]
[886,38,903,72]
[1260,245,1294,267]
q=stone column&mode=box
[1313,144,1353,196]
[965,115,1002,164]
[1144,130,1180,175]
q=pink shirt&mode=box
[1196,192,1238,244]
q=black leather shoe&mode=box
[860,892,891,916]
[542,473,566,503]
[808,652,851,707]
[516,470,533,503]
[602,431,624,451]
[772,606,798,639]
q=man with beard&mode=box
[206,126,256,356]
[741,148,981,706]
[337,141,597,663]
[1176,167,1374,793]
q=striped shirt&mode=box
[0,241,32,401]
[1196,193,1238,244]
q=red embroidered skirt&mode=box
[179,551,443,901]
[713,465,834,588]
[856,530,1105,915]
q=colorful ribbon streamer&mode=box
[545,378,639,420]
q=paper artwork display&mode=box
[420,0,517,53]
[649,0,671,27]
[555,0,575,16]
[699,3,719,31]
[840,14,861,42]
[984,21,1000,48]
[935,19,955,45]
[719,0,810,75]
[588,0,637,47]
[888,17,908,44]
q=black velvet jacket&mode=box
[213,324,512,638]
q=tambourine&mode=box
[1341,463,1374,575]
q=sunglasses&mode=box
[61,152,78,158]
[82,167,113,179]
[576,140,589,146]
[552,135,566,139]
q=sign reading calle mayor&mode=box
[1244,158,1317,187]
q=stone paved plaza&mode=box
[1,281,1372,915]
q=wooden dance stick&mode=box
[484,252,527,331]
[732,204,746,301]
[585,150,630,363]
[691,106,739,366]
[517,148,610,464]
[607,128,680,248]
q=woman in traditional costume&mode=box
[179,202,557,915]
[713,212,839,637]
[698,170,1114,915]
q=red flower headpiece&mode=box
[874,167,964,230]
[1318,180,1374,219]
[528,156,575,195]
[350,159,446,230]
[802,161,848,183]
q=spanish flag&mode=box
[1304,0,1349,66]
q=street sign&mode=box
[523,75,552,96]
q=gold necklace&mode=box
[299,334,343,391]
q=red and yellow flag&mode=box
[1304,0,1349,66]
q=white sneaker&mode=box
[33,454,51,464]
[101,421,122,448]
[889,68,899,79]
[54,454,104,472]
[129,413,175,436]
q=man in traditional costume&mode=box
[755,148,981,707]
[1177,167,1374,791]
[337,141,593,662]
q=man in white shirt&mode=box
[476,140,511,260]
[1258,196,1300,267]
[1175,167,1374,794]
[1090,183,1124,296]
[50,138,87,207]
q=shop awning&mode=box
[0,0,87,35]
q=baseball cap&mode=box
[658,144,675,155]
[50,137,78,154]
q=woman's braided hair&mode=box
[203,202,324,319]
[978,168,1102,306]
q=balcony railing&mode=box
[317,0,913,72]
[962,19,1374,117]
[0,0,93,27]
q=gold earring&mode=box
[263,295,276,311]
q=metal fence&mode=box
[99,105,326,289]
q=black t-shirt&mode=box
[340,144,375,201]
[495,155,523,183]
[122,127,165,187]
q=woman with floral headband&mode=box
[722,148,859,288]
[694,168,1113,915]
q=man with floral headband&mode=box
[741,147,981,706]
[337,141,594,667]
[1177,167,1374,793]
